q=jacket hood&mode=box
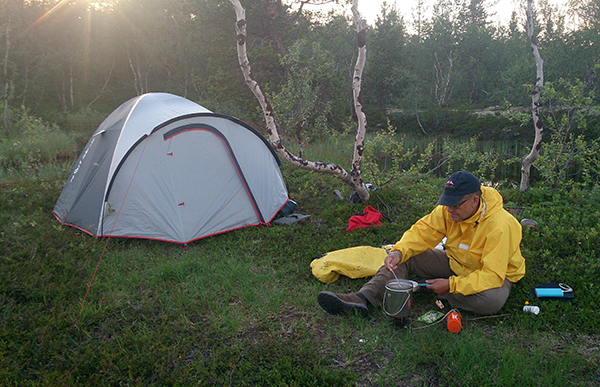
[480,186,504,217]
[461,186,503,226]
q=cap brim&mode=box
[437,193,463,207]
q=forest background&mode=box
[2,0,600,385]
[2,0,599,147]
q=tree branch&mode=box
[229,0,355,186]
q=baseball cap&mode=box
[436,171,481,207]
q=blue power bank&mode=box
[535,288,564,297]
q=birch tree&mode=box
[229,0,370,202]
[520,0,544,191]
[428,0,458,107]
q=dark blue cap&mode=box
[437,171,481,206]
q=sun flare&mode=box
[25,0,73,32]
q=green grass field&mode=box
[1,156,599,385]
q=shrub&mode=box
[0,110,76,171]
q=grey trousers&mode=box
[359,249,513,315]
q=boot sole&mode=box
[317,291,368,317]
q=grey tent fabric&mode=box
[53,93,290,244]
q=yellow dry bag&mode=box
[310,246,389,283]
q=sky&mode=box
[297,0,570,29]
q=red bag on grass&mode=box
[346,206,383,231]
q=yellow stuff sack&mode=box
[310,246,389,283]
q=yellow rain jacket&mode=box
[391,186,526,296]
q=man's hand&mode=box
[425,278,450,295]
[384,251,401,271]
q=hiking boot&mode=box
[317,291,369,317]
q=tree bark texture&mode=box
[350,0,369,202]
[521,0,544,192]
[229,0,358,188]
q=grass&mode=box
[1,152,600,385]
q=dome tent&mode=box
[53,93,291,244]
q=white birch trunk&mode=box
[434,51,453,107]
[229,0,361,190]
[350,0,369,201]
[520,0,544,192]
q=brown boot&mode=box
[317,291,368,317]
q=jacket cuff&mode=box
[448,276,457,293]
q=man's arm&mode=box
[384,251,401,271]
[391,206,447,263]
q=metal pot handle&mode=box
[383,291,411,317]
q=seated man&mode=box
[318,171,526,316]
